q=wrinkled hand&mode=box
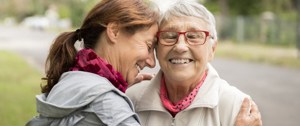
[235,98,262,126]
[130,73,155,87]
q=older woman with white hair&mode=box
[126,1,262,126]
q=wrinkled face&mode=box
[117,24,158,85]
[157,16,215,85]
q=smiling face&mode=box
[117,24,158,85]
[157,16,216,86]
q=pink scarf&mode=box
[70,49,128,93]
[160,71,207,117]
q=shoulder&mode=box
[206,64,248,104]
[60,71,112,85]
[216,79,249,125]
[58,71,116,92]
[47,71,120,106]
[207,64,249,125]
[92,91,133,110]
[218,79,248,101]
[126,80,150,105]
[126,70,162,103]
[90,91,140,125]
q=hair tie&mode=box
[75,29,83,41]
[74,29,85,51]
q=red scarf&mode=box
[70,49,128,93]
[160,71,207,117]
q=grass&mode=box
[0,51,41,126]
[215,41,300,68]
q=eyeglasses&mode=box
[157,31,210,46]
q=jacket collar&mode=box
[36,71,131,117]
[135,63,220,112]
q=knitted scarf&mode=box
[70,49,128,92]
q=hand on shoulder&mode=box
[130,73,155,87]
[235,98,262,126]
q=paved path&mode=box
[0,25,57,71]
[1,25,300,126]
[212,58,300,126]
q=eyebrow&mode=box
[160,25,178,31]
[187,27,203,31]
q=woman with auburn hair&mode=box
[26,0,159,125]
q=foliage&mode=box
[52,0,100,27]
[1,0,99,27]
[227,0,262,16]
[0,0,45,21]
[201,0,298,46]
[203,0,296,17]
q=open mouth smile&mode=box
[169,58,193,64]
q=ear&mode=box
[208,40,217,62]
[106,22,120,44]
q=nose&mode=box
[145,50,156,68]
[173,34,189,53]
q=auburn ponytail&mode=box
[41,31,78,93]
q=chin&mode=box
[126,75,136,86]
[168,72,193,81]
[127,81,134,87]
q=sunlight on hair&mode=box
[151,0,198,13]
[150,0,173,13]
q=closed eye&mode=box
[146,41,153,53]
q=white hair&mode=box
[155,0,218,44]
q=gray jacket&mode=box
[26,71,140,126]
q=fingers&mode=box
[250,100,261,119]
[235,98,263,126]
[238,97,251,116]
[131,75,144,86]
[250,100,258,114]
[131,73,155,86]
[249,100,263,126]
[139,73,155,81]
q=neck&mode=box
[164,72,205,103]
[94,34,121,72]
[165,80,198,103]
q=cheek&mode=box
[156,47,166,62]
[195,48,210,61]
[139,45,150,55]
[129,47,148,60]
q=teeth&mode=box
[136,64,141,72]
[170,59,191,64]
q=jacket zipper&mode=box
[171,118,175,126]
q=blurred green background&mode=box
[1,0,299,47]
[0,0,300,125]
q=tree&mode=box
[204,0,262,16]
[296,0,300,57]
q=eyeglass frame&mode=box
[156,30,211,46]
